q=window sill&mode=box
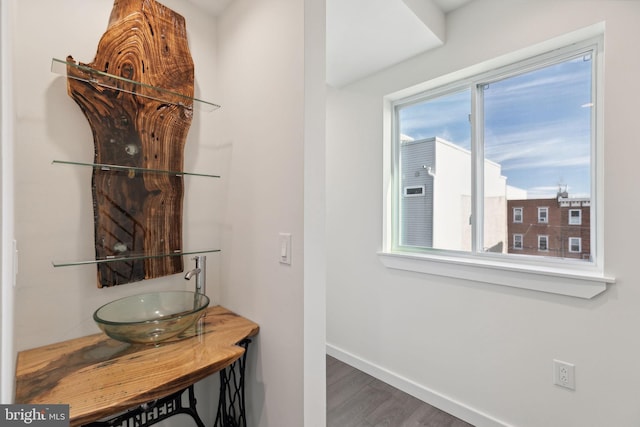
[377,251,615,299]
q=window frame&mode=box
[513,234,523,250]
[538,235,549,252]
[569,209,582,225]
[403,185,425,198]
[379,31,614,299]
[513,207,523,224]
[538,207,549,224]
[569,237,582,253]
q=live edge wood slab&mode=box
[66,0,196,287]
[14,306,259,427]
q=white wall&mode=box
[303,0,327,424]
[11,0,221,349]
[0,0,16,404]
[216,0,315,425]
[327,1,640,426]
[7,1,326,427]
[10,1,222,423]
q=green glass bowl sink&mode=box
[93,291,210,344]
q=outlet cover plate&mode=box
[553,359,575,390]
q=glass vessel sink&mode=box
[93,291,210,344]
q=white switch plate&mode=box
[279,233,291,265]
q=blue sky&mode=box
[399,54,593,199]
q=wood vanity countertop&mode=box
[14,306,259,427]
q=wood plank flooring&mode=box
[327,355,474,427]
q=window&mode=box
[393,41,595,259]
[538,207,548,224]
[380,35,614,298]
[569,237,582,253]
[538,235,549,251]
[513,207,523,223]
[513,234,523,250]
[404,185,425,197]
[569,209,582,225]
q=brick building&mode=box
[507,192,591,260]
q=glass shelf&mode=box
[51,58,220,112]
[52,248,221,268]
[52,160,221,179]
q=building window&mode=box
[538,207,548,224]
[513,234,523,250]
[513,207,523,223]
[569,209,582,225]
[380,34,613,298]
[569,237,582,253]
[538,235,549,251]
[392,40,598,261]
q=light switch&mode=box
[279,233,291,265]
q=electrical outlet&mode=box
[553,359,575,390]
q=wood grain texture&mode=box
[15,306,259,427]
[66,0,195,287]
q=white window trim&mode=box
[569,237,582,253]
[403,185,425,197]
[538,235,549,251]
[513,207,523,223]
[513,234,523,250]
[538,207,549,224]
[380,26,614,300]
[378,251,612,299]
[569,209,582,225]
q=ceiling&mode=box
[184,0,474,87]
[326,0,474,87]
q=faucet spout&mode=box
[185,256,207,296]
[184,268,201,280]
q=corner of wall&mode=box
[0,0,16,404]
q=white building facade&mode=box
[400,136,507,252]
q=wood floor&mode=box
[327,355,474,427]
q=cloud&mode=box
[398,54,593,198]
[483,57,592,108]
[486,129,590,170]
[399,90,470,141]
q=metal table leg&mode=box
[82,384,205,427]
[214,339,251,427]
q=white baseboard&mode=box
[326,343,511,427]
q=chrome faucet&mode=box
[184,255,206,295]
